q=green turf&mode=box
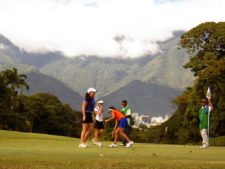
[0,130,225,169]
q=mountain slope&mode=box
[26,72,82,110]
[0,32,193,115]
[139,36,194,89]
[102,80,180,115]
[0,35,83,110]
[1,32,193,98]
[41,56,141,97]
[41,33,194,97]
[0,62,82,110]
[0,34,63,68]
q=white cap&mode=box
[97,100,104,104]
[87,87,97,93]
[108,108,113,113]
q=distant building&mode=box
[140,115,151,124]
[132,113,170,128]
[132,113,141,128]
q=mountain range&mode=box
[0,32,194,116]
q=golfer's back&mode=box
[112,110,125,121]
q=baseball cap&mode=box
[87,88,97,93]
[97,100,104,104]
[108,109,113,113]
[108,106,115,113]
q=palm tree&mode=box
[1,68,29,110]
[3,68,29,95]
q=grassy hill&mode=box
[0,130,225,169]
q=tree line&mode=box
[0,68,81,137]
[140,22,225,144]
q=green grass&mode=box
[210,136,225,146]
[0,130,225,169]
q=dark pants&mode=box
[122,126,131,145]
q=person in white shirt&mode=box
[92,100,104,147]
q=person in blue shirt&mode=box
[79,88,96,148]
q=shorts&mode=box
[82,112,93,123]
[94,120,104,129]
[118,118,128,128]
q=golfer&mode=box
[79,88,96,148]
[105,107,134,148]
[199,98,213,148]
[92,100,104,147]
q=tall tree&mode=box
[0,68,29,112]
[2,68,29,95]
[159,22,225,144]
[180,22,225,76]
[0,75,11,111]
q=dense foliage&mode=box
[0,68,81,137]
[150,22,225,144]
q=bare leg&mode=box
[94,129,99,142]
[99,129,104,138]
[113,128,120,144]
[80,123,88,143]
[84,123,94,142]
[119,128,131,142]
[95,129,104,142]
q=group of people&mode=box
[79,87,214,149]
[79,87,134,148]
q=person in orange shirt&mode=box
[105,107,134,148]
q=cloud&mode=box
[0,0,224,58]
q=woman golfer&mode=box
[92,100,105,147]
[105,107,134,148]
[79,88,96,148]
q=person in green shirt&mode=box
[121,100,132,146]
[199,98,213,148]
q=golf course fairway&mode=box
[0,130,225,169]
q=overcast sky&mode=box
[0,0,224,58]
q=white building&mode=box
[132,113,170,128]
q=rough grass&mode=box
[0,130,225,169]
[210,136,225,146]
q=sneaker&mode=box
[119,143,125,146]
[92,138,97,144]
[109,143,117,148]
[200,144,208,149]
[96,142,103,147]
[126,141,134,148]
[79,143,87,148]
